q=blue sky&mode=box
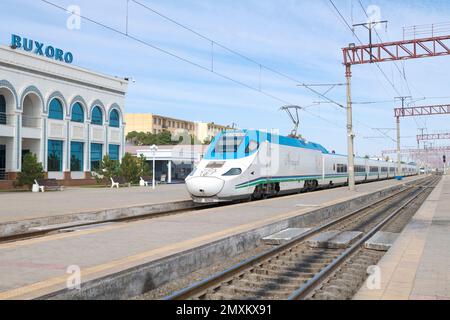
[1,0,450,158]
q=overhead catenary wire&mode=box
[326,0,403,145]
[40,0,346,130]
[357,0,427,131]
[114,0,400,142]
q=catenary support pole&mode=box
[396,116,402,177]
[346,64,355,191]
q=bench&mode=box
[111,176,131,188]
[140,176,153,187]
[34,179,63,192]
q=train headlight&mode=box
[222,168,242,176]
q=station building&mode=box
[0,38,128,187]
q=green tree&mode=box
[137,154,151,177]
[94,154,119,185]
[120,153,140,184]
[15,153,44,189]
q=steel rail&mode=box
[288,176,440,300]
[164,176,432,300]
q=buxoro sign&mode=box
[10,34,74,64]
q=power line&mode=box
[40,0,346,130]
[357,0,430,131]
[130,0,353,119]
[328,0,401,97]
[127,0,398,142]
[327,0,410,144]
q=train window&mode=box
[222,168,242,176]
[206,161,225,168]
[381,167,388,172]
[355,165,366,173]
[370,167,379,173]
[214,133,246,154]
[337,164,347,173]
[245,140,259,154]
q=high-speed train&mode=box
[185,130,418,203]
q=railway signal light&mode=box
[444,155,447,163]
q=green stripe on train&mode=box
[235,174,350,189]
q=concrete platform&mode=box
[0,184,193,238]
[364,232,399,251]
[307,231,363,249]
[0,176,425,299]
[355,175,450,300]
[262,228,311,245]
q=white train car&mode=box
[186,130,417,203]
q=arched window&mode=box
[48,98,64,120]
[109,109,120,128]
[91,106,103,125]
[71,102,84,123]
[0,95,6,125]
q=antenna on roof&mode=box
[280,105,304,140]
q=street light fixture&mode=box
[150,144,158,190]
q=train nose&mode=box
[186,177,225,197]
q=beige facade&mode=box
[194,122,229,143]
[125,113,229,143]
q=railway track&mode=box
[164,175,440,300]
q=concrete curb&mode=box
[0,200,199,239]
[39,177,427,300]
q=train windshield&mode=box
[213,132,246,154]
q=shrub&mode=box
[119,153,139,184]
[94,154,119,185]
[15,153,44,189]
[137,154,151,177]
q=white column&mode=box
[168,160,172,183]
[105,123,108,158]
[64,119,70,172]
[15,113,22,172]
[86,123,91,172]
[42,116,48,171]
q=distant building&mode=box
[126,144,208,183]
[124,113,230,143]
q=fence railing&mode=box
[0,113,42,128]
[22,114,41,128]
[403,22,450,40]
[0,112,14,126]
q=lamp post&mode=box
[150,144,158,190]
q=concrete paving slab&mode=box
[308,230,363,249]
[262,228,312,245]
[355,175,450,300]
[364,232,399,251]
[0,184,190,223]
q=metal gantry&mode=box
[394,104,450,117]
[417,133,450,142]
[343,34,450,65]
[342,33,450,190]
